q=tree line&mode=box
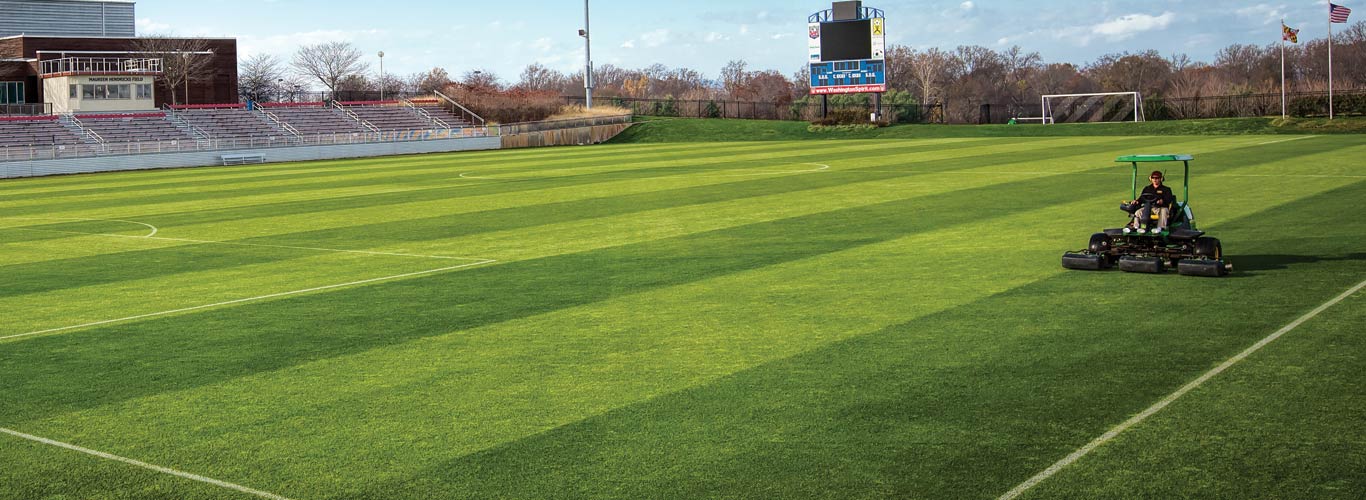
[239,23,1366,122]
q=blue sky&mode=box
[136,0,1350,82]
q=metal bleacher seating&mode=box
[0,116,86,148]
[260,103,368,136]
[77,113,196,144]
[173,105,281,139]
[411,100,473,128]
[342,102,437,131]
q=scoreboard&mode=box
[808,11,885,95]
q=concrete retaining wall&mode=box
[0,136,501,179]
[501,123,633,149]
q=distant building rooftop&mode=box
[0,0,137,38]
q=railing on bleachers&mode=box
[332,100,381,133]
[433,91,486,126]
[403,99,451,129]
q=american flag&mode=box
[1330,3,1352,23]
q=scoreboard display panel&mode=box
[808,15,886,95]
[819,20,872,61]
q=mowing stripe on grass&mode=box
[0,259,496,342]
[998,276,1366,500]
[4,226,485,261]
[0,427,291,500]
[0,216,159,237]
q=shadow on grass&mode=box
[1233,253,1366,274]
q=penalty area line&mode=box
[0,427,291,500]
[0,259,497,343]
[998,276,1366,500]
[1257,135,1315,146]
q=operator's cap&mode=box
[1150,170,1164,179]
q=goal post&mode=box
[1041,92,1145,124]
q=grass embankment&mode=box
[612,115,1366,143]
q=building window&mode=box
[136,84,152,99]
[70,84,78,99]
[81,84,133,100]
[0,82,24,104]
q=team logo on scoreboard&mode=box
[809,25,820,39]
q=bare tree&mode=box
[410,68,451,95]
[515,63,565,92]
[883,45,916,93]
[238,53,284,102]
[461,69,502,92]
[909,47,952,106]
[133,36,213,105]
[291,41,370,94]
[720,60,749,97]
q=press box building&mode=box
[0,0,238,113]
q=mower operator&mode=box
[1131,171,1177,231]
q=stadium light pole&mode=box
[579,0,593,109]
[378,51,385,101]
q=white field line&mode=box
[0,427,291,500]
[1258,135,1316,146]
[0,216,158,237]
[998,277,1366,500]
[0,259,496,342]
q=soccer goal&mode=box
[1041,92,1145,124]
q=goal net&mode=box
[1041,92,1144,124]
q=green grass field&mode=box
[2,125,1364,499]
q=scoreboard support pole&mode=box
[873,92,881,121]
[822,95,829,119]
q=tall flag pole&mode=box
[1329,3,1353,119]
[1282,21,1299,119]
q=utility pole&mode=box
[378,51,386,101]
[580,0,593,109]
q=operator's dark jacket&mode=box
[1139,184,1177,208]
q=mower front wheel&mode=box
[1194,237,1222,259]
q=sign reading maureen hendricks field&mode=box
[808,3,886,95]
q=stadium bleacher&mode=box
[409,99,473,127]
[2,97,482,158]
[0,115,86,148]
[76,113,197,144]
[258,102,368,136]
[341,101,438,131]
[171,104,283,139]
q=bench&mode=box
[221,153,266,165]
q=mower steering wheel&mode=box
[1138,192,1159,204]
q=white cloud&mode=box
[639,29,671,48]
[1092,12,1175,41]
[1236,4,1287,25]
[961,1,975,11]
[620,40,636,49]
[530,37,554,53]
[740,25,750,35]
[704,32,729,43]
[236,29,386,60]
[136,18,171,34]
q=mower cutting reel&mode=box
[1061,154,1231,277]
